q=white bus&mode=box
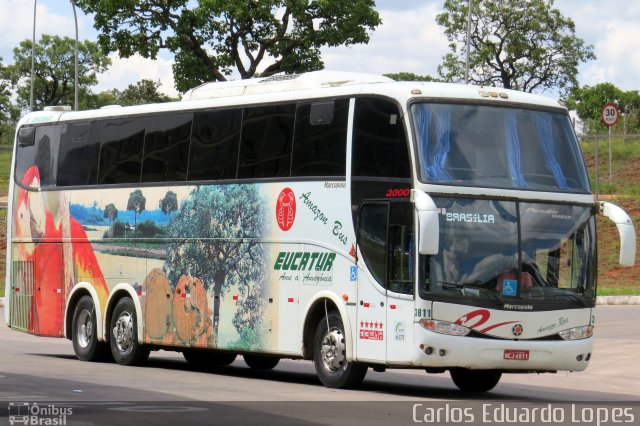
[5,71,635,391]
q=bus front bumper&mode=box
[414,329,593,372]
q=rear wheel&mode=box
[110,297,149,366]
[313,312,367,388]
[72,296,110,361]
[243,354,280,370]
[183,350,237,367]
[450,368,502,392]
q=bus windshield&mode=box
[420,198,597,309]
[411,102,590,192]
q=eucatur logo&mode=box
[276,187,296,231]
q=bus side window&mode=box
[352,97,410,178]
[388,202,414,295]
[188,109,242,181]
[58,122,99,186]
[358,203,389,288]
[142,113,191,183]
[291,99,349,177]
[15,125,60,188]
[98,118,145,185]
[237,104,295,179]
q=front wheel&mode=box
[450,368,502,392]
[243,354,280,370]
[72,295,110,361]
[110,297,149,366]
[313,312,367,388]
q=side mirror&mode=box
[599,201,636,267]
[413,190,439,255]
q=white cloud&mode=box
[95,53,179,98]
[322,3,448,77]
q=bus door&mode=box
[356,202,414,363]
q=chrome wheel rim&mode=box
[76,309,93,349]
[113,311,134,354]
[320,328,346,372]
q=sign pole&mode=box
[595,134,599,199]
[600,102,620,185]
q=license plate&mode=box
[504,349,530,361]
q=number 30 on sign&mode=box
[601,103,620,127]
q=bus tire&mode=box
[450,368,502,392]
[183,350,237,367]
[110,297,149,366]
[313,312,367,388]
[72,295,110,362]
[243,354,280,370]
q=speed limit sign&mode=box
[601,102,620,127]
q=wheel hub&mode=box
[76,309,93,349]
[320,328,346,372]
[113,312,133,353]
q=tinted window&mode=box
[292,99,348,177]
[15,125,60,188]
[142,113,191,182]
[352,98,410,178]
[238,104,295,179]
[188,109,241,181]
[98,118,145,184]
[57,122,99,186]
[359,203,388,287]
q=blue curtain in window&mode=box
[532,113,568,189]
[415,104,452,181]
[504,111,528,188]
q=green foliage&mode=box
[567,83,640,135]
[0,149,11,196]
[127,189,146,235]
[164,184,267,333]
[76,0,381,91]
[103,220,127,238]
[384,72,438,82]
[3,35,110,110]
[136,220,165,238]
[0,57,19,145]
[227,326,265,351]
[159,190,178,216]
[436,0,595,96]
[103,203,118,222]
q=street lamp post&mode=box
[30,0,79,111]
[30,0,37,110]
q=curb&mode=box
[596,295,640,305]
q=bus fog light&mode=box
[559,325,593,340]
[576,354,583,362]
[439,349,446,357]
[419,319,470,336]
[585,353,591,361]
[424,346,433,355]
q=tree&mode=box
[4,35,110,111]
[76,0,381,91]
[436,0,595,96]
[103,203,118,223]
[164,185,267,344]
[159,190,178,218]
[116,79,176,106]
[127,189,146,236]
[567,83,640,135]
[0,58,19,145]
[384,72,438,82]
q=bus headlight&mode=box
[559,325,593,340]
[419,319,470,336]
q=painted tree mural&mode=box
[164,184,267,344]
[127,189,146,236]
[159,190,178,218]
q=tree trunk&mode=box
[212,269,225,341]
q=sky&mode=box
[1,0,639,100]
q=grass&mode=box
[597,287,640,296]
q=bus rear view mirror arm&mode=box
[599,201,636,267]
[413,190,439,255]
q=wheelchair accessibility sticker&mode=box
[502,279,518,297]
[350,266,358,281]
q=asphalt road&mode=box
[0,305,639,425]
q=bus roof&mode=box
[17,70,565,127]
